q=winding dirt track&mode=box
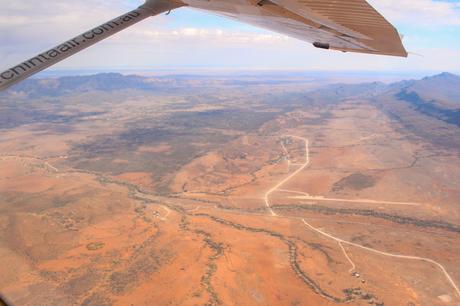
[264,135,460,299]
[264,135,310,216]
[302,219,460,297]
[338,241,356,273]
[288,192,421,206]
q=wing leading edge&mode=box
[0,0,406,91]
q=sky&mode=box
[1,0,460,74]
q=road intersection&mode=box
[263,134,460,299]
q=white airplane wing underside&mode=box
[0,0,406,91]
[183,0,407,57]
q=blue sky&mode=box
[1,0,460,74]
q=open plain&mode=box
[0,72,459,305]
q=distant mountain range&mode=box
[392,72,460,108]
[388,73,460,128]
[2,71,458,100]
[1,71,459,126]
[0,72,314,97]
[1,73,162,97]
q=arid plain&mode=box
[0,72,459,305]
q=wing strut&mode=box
[0,0,183,91]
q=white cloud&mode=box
[0,0,459,72]
[114,27,288,45]
[368,0,460,26]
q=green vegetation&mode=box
[86,242,105,251]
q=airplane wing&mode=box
[0,0,406,91]
[183,0,407,57]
